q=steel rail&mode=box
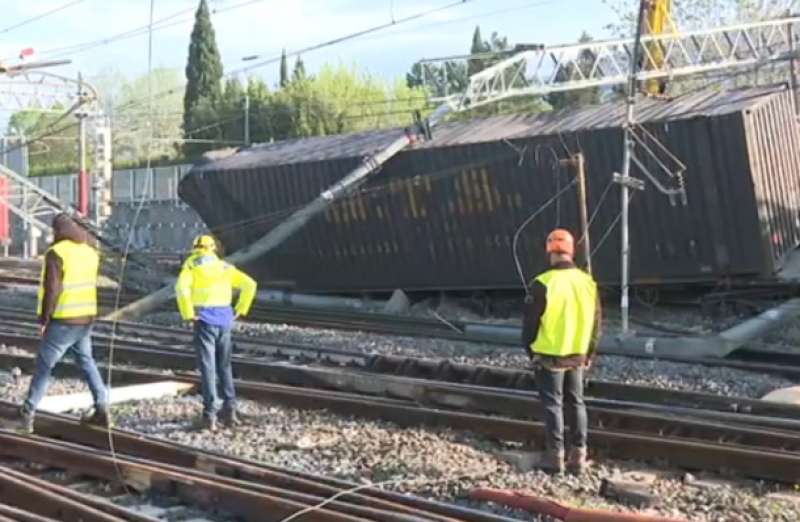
[0,430,420,522]
[0,402,518,522]
[2,350,800,483]
[1,318,800,422]
[3,281,800,375]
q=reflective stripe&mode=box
[54,301,97,312]
[62,282,96,291]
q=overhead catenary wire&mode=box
[9,0,475,157]
[39,0,269,60]
[0,0,86,35]
[104,0,159,495]
[363,0,559,46]
[591,191,635,258]
[512,177,578,295]
[235,0,477,73]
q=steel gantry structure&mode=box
[427,15,800,108]
[0,68,112,246]
[0,65,160,292]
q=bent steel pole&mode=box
[107,104,453,320]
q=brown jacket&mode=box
[39,215,95,326]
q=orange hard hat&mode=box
[546,229,575,257]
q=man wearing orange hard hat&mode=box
[522,228,601,474]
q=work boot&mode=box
[17,407,34,435]
[82,407,113,430]
[194,415,217,432]
[537,449,565,474]
[567,447,589,475]
[219,409,241,428]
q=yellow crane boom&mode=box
[644,0,675,95]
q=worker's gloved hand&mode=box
[40,323,48,337]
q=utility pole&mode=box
[615,0,649,335]
[575,153,591,274]
[76,72,89,217]
[243,92,251,146]
[559,153,592,273]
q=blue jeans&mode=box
[193,321,236,418]
[23,321,108,414]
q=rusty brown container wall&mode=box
[179,86,800,293]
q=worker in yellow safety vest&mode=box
[19,213,110,434]
[175,234,257,431]
[522,229,601,474]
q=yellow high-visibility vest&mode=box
[174,252,257,321]
[530,268,597,358]
[37,240,99,319]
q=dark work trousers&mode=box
[193,320,236,419]
[535,364,588,453]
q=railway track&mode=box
[0,306,797,420]
[0,406,510,522]
[3,269,800,375]
[1,310,800,483]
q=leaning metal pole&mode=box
[107,104,453,320]
[619,0,649,335]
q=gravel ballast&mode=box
[2,371,799,522]
[137,310,800,399]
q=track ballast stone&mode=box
[1,375,799,522]
[142,311,797,399]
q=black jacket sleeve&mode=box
[521,280,547,359]
[588,292,602,360]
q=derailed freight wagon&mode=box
[179,85,800,293]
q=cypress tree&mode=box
[279,49,289,88]
[293,56,307,82]
[182,0,224,156]
[467,26,489,76]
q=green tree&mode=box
[279,49,289,88]
[114,68,184,163]
[8,106,77,175]
[245,78,276,143]
[293,55,307,82]
[406,60,467,98]
[182,0,224,157]
[217,78,247,144]
[249,64,429,141]
[467,26,491,76]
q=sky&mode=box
[0,0,625,97]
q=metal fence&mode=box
[110,164,193,202]
[32,164,193,204]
